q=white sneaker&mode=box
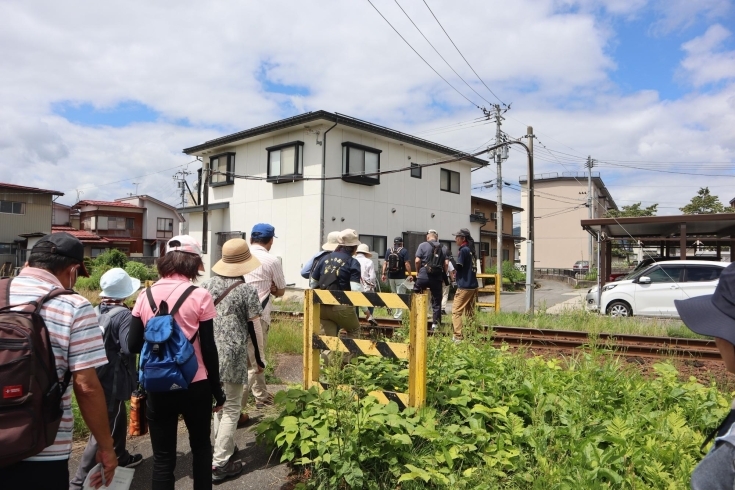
[431,324,438,331]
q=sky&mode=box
[0,0,733,219]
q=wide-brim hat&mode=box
[322,231,340,251]
[675,263,735,345]
[356,243,372,258]
[211,238,261,277]
[338,229,361,247]
[99,268,141,299]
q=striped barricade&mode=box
[303,289,428,409]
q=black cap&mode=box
[394,237,403,243]
[675,263,735,345]
[452,228,472,239]
[31,233,90,277]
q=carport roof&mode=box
[581,213,735,244]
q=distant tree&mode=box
[680,187,727,214]
[606,202,658,218]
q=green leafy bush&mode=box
[124,261,158,281]
[93,249,128,269]
[485,261,526,288]
[257,339,729,489]
[74,265,112,290]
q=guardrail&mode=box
[303,289,428,409]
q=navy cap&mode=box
[394,237,403,243]
[675,263,735,345]
[251,223,277,239]
[31,232,90,277]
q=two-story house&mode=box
[0,182,64,273]
[180,111,488,286]
[74,200,145,256]
[518,172,617,269]
[115,195,185,257]
[470,196,523,271]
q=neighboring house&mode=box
[470,196,523,272]
[73,200,145,256]
[51,225,116,257]
[518,172,617,269]
[0,182,63,272]
[115,195,185,257]
[52,202,72,226]
[180,110,488,287]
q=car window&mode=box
[643,266,684,283]
[685,266,723,282]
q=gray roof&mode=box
[182,111,488,166]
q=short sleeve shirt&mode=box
[245,244,287,325]
[384,247,410,279]
[415,240,443,281]
[10,267,108,461]
[201,276,262,384]
[132,274,217,383]
[455,244,479,289]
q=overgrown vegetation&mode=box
[258,334,730,489]
[76,249,157,290]
[485,260,526,289]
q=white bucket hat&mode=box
[338,229,361,247]
[356,243,373,258]
[100,268,141,299]
[322,231,340,251]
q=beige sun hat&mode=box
[211,238,261,277]
[356,243,373,258]
[338,229,361,247]
[322,231,340,251]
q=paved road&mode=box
[476,278,578,313]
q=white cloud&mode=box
[650,0,731,35]
[680,24,735,87]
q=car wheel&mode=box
[607,301,632,317]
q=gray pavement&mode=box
[475,279,576,313]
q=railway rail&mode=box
[272,309,720,360]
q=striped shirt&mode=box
[9,267,107,461]
[244,244,286,325]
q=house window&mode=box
[503,249,510,261]
[106,217,127,230]
[0,201,25,215]
[210,152,235,186]
[359,235,387,257]
[410,162,422,179]
[126,218,135,230]
[157,218,174,238]
[480,242,490,255]
[91,248,106,257]
[342,142,381,186]
[266,141,304,183]
[440,169,460,194]
[82,217,92,230]
[0,243,17,255]
[97,216,108,230]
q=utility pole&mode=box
[586,156,594,266]
[525,126,534,315]
[173,169,193,208]
[487,104,508,293]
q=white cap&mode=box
[167,235,203,257]
[100,268,141,299]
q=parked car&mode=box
[597,260,727,317]
[573,261,590,274]
[607,255,724,283]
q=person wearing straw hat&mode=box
[202,238,264,483]
[311,229,363,338]
[69,268,143,490]
[354,243,379,326]
[302,231,340,288]
[675,263,735,489]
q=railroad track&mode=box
[271,310,720,360]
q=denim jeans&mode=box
[388,278,410,319]
[414,276,443,325]
[0,459,68,490]
[147,379,213,490]
[690,441,735,490]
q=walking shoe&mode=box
[452,337,462,344]
[441,309,447,315]
[431,323,438,331]
[255,396,275,410]
[367,315,379,326]
[212,459,243,483]
[236,412,250,428]
[119,453,143,468]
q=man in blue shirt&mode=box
[451,228,478,342]
[381,237,413,319]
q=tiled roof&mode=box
[0,182,64,196]
[51,226,109,244]
[74,200,144,209]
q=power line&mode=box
[421,0,505,105]
[393,0,494,107]
[365,0,482,108]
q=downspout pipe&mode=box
[320,119,338,248]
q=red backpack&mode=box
[0,278,74,467]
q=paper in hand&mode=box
[82,463,135,490]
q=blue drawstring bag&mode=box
[139,285,199,392]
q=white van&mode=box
[599,260,728,317]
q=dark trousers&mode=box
[69,398,130,489]
[415,276,443,325]
[147,380,213,490]
[0,459,69,490]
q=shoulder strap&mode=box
[0,277,10,308]
[261,294,270,310]
[145,287,157,314]
[214,281,244,307]
[170,285,198,316]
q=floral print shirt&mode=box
[201,275,262,384]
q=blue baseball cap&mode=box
[251,223,277,239]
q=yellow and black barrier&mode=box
[303,289,427,409]
[407,271,501,312]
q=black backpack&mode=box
[425,242,445,276]
[0,278,74,467]
[95,305,137,405]
[317,254,345,291]
[387,248,402,273]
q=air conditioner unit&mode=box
[491,212,498,220]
